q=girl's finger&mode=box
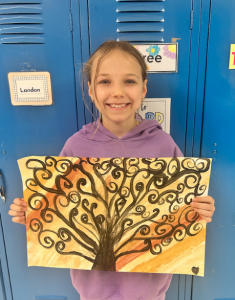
[191,202,212,211]
[199,216,212,223]
[12,216,26,225]
[10,203,27,212]
[193,208,213,217]
[8,210,25,217]
[193,196,214,205]
[13,198,27,206]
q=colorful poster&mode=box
[229,44,235,69]
[134,44,178,73]
[137,98,171,133]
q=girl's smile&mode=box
[106,103,130,109]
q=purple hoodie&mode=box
[60,119,183,300]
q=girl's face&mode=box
[88,49,147,129]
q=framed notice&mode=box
[134,44,178,73]
[137,98,171,134]
[8,72,53,106]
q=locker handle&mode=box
[0,169,5,203]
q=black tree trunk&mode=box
[92,229,116,271]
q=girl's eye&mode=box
[99,80,109,84]
[126,79,136,84]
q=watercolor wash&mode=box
[18,156,211,276]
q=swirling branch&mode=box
[74,162,108,209]
[30,219,95,262]
[114,208,160,244]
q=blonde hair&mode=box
[81,40,147,122]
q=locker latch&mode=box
[0,169,5,203]
[190,10,194,30]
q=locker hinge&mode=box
[69,12,73,32]
[190,10,194,30]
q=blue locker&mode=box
[0,214,10,300]
[0,0,82,299]
[192,0,235,299]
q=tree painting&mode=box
[18,157,211,276]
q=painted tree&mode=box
[23,156,210,272]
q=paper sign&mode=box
[229,44,235,69]
[137,98,171,133]
[134,44,178,73]
[16,80,45,99]
[8,72,52,106]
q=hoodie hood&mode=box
[77,119,163,142]
[60,117,182,160]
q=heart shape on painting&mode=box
[192,267,199,275]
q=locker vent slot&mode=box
[117,0,164,1]
[0,1,44,44]
[116,1,165,42]
[0,0,42,3]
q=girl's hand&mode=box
[8,198,27,226]
[190,196,215,223]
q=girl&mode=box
[9,40,215,300]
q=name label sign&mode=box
[8,72,52,106]
[17,80,45,99]
[134,44,178,73]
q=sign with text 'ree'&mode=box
[134,44,178,73]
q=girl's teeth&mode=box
[110,104,126,108]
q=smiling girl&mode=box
[9,40,215,300]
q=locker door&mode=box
[0,0,82,299]
[0,252,7,300]
[0,215,12,300]
[85,0,199,299]
[88,0,194,153]
[0,276,5,300]
[192,0,235,299]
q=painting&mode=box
[18,156,212,276]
